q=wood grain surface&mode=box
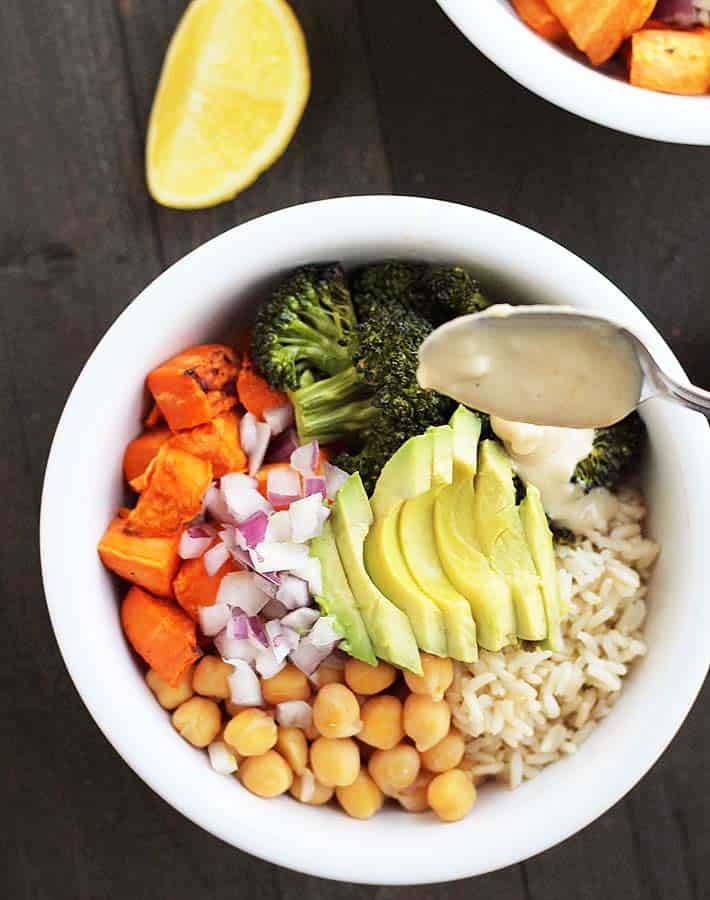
[1,1,707,897]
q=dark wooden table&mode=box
[2,1,708,897]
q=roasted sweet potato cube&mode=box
[121,586,202,685]
[237,356,289,420]
[147,344,239,431]
[123,428,172,484]
[126,447,212,537]
[98,516,180,597]
[546,0,655,64]
[173,551,240,621]
[629,27,710,94]
[512,0,566,43]
[169,411,247,478]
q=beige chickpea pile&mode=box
[146,652,477,823]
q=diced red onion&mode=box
[276,574,310,610]
[303,476,327,498]
[239,412,259,454]
[254,648,287,679]
[265,427,299,464]
[249,540,310,574]
[266,466,301,508]
[179,527,214,560]
[655,0,697,26]
[281,625,300,652]
[203,541,230,576]
[214,630,256,664]
[236,510,269,549]
[275,700,313,730]
[290,441,319,476]
[291,556,323,597]
[205,483,234,524]
[309,615,341,647]
[263,403,294,436]
[227,611,249,640]
[198,603,232,637]
[261,597,289,620]
[289,635,335,676]
[265,510,292,542]
[247,615,269,649]
[228,660,263,706]
[221,473,272,523]
[207,741,238,775]
[281,607,320,634]
[248,422,272,477]
[289,493,328,543]
[265,619,291,663]
[322,461,350,500]
[252,573,279,599]
[216,571,270,615]
[321,650,346,670]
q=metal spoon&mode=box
[417,305,710,428]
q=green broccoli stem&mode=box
[290,367,378,444]
[280,318,353,377]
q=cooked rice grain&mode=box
[447,487,658,790]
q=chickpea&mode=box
[336,770,384,820]
[240,751,293,798]
[311,665,345,688]
[262,663,311,705]
[427,769,476,822]
[358,695,404,750]
[310,737,360,787]
[312,683,362,738]
[403,693,451,752]
[172,697,221,748]
[403,653,453,701]
[146,665,194,710]
[394,770,434,813]
[290,769,334,806]
[224,708,277,757]
[420,729,465,773]
[276,726,308,775]
[344,659,396,695]
[192,656,234,700]
[368,743,420,797]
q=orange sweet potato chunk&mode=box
[147,344,239,431]
[126,446,212,537]
[237,356,289,419]
[173,551,240,621]
[123,428,172,483]
[546,0,655,64]
[512,0,566,43]
[121,586,202,685]
[98,516,180,597]
[169,411,247,478]
[629,27,710,95]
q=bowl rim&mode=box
[40,196,710,884]
[435,0,710,145]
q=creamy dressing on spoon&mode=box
[417,305,640,530]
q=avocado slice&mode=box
[331,473,422,674]
[519,483,563,651]
[473,440,547,641]
[309,520,377,665]
[434,407,517,651]
[399,490,478,662]
[365,434,448,657]
[429,424,454,487]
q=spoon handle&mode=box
[653,369,710,418]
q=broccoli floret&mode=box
[573,412,646,492]
[351,262,425,318]
[290,367,377,444]
[253,263,356,390]
[417,265,490,324]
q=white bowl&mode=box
[436,0,710,144]
[41,196,710,884]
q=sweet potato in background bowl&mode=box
[436,0,710,143]
[41,197,710,883]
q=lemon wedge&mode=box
[146,0,310,209]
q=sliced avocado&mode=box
[449,405,482,481]
[520,484,563,651]
[332,473,422,674]
[310,520,377,665]
[365,433,448,657]
[473,440,547,641]
[429,424,454,487]
[434,481,516,651]
[400,489,478,663]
